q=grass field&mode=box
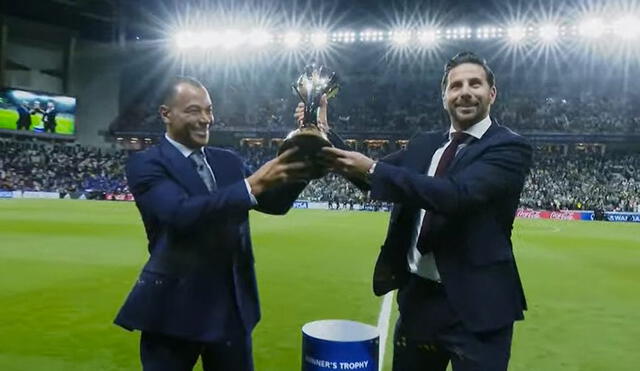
[0,199,638,371]
[0,108,75,135]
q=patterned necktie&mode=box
[416,131,471,254]
[189,151,217,193]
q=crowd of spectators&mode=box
[0,139,128,196]
[111,88,640,135]
[520,151,640,212]
[236,144,640,213]
[1,138,638,212]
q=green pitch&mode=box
[0,108,75,135]
[0,199,638,371]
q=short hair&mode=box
[160,76,206,105]
[441,51,495,93]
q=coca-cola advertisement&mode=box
[516,209,581,220]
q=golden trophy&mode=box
[279,64,340,178]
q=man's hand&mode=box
[293,94,329,132]
[247,147,312,196]
[319,147,375,180]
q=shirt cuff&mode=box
[244,179,258,206]
[365,161,378,184]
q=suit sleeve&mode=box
[252,174,308,215]
[327,130,409,191]
[369,137,532,215]
[126,152,254,232]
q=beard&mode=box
[449,103,489,129]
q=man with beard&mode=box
[321,52,532,371]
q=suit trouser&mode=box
[392,275,514,371]
[140,331,253,371]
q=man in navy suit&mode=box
[114,76,316,371]
[322,52,533,371]
[15,101,31,130]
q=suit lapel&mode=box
[409,131,449,174]
[159,138,210,195]
[396,131,448,217]
[204,148,238,188]
[449,122,500,171]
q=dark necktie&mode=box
[189,151,217,193]
[416,132,471,254]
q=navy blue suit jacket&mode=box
[114,137,305,342]
[370,121,533,332]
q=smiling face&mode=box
[442,63,496,131]
[160,82,214,149]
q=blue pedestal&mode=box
[302,319,379,371]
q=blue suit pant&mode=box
[392,276,514,371]
[140,331,253,371]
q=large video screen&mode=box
[0,88,76,136]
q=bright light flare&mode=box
[613,16,640,40]
[247,29,273,47]
[417,29,438,44]
[310,32,328,48]
[578,18,605,38]
[174,31,198,49]
[220,29,245,50]
[539,24,559,41]
[390,30,412,45]
[507,26,527,43]
[283,31,302,48]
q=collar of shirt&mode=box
[448,115,492,140]
[164,133,204,158]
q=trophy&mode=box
[279,64,340,178]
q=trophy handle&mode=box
[292,84,306,103]
[291,84,315,127]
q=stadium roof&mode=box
[2,0,628,42]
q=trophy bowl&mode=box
[279,64,340,179]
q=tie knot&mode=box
[189,150,204,161]
[451,131,470,144]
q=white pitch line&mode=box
[377,291,394,371]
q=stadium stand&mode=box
[110,91,640,135]
[1,137,638,212]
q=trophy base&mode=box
[278,127,332,179]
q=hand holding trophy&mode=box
[279,63,339,179]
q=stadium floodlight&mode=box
[9,90,36,101]
[390,30,412,45]
[360,30,384,42]
[332,31,356,43]
[446,27,472,40]
[310,32,328,48]
[174,31,198,49]
[476,26,502,39]
[54,96,76,106]
[417,29,438,44]
[247,29,273,47]
[220,29,245,50]
[345,31,357,43]
[283,31,302,48]
[197,30,220,49]
[507,26,527,43]
[578,18,605,38]
[613,16,640,40]
[539,24,559,41]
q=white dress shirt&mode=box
[164,133,257,205]
[408,115,492,281]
